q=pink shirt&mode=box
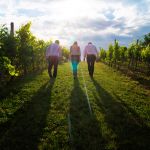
[70,45,81,56]
[46,43,61,58]
[84,44,98,57]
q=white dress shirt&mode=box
[84,44,98,57]
[46,43,61,58]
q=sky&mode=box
[0,0,150,50]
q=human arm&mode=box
[46,46,50,60]
[69,46,72,61]
[58,46,62,59]
[95,46,99,61]
[79,47,81,62]
[95,46,98,57]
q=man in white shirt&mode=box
[46,40,61,78]
[84,42,98,78]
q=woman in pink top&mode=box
[70,41,81,79]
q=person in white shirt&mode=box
[46,40,61,78]
[70,41,81,79]
[84,42,98,78]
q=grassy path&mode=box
[0,62,150,150]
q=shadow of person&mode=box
[0,71,45,100]
[91,78,150,150]
[0,79,55,150]
[69,78,106,150]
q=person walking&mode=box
[84,42,98,78]
[46,40,61,78]
[70,41,81,79]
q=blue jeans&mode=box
[71,55,80,76]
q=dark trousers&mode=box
[48,56,59,78]
[71,55,80,76]
[87,55,96,77]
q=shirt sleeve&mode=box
[95,46,98,56]
[59,46,62,57]
[84,46,87,58]
[79,46,81,56]
[70,46,72,55]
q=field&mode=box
[0,62,150,150]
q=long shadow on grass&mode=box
[69,78,106,150]
[0,79,55,150]
[0,70,45,100]
[91,78,150,150]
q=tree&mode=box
[106,44,114,66]
[99,48,106,61]
[16,22,35,74]
[119,46,127,64]
[0,24,9,57]
[61,47,70,62]
[141,45,150,73]
[133,41,141,68]
[127,43,135,68]
[0,25,18,86]
[113,39,120,67]
[141,33,150,47]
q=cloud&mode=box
[0,0,150,49]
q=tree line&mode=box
[0,22,70,87]
[99,33,150,75]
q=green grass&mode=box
[0,62,150,150]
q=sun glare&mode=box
[51,0,96,20]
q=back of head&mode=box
[74,41,78,45]
[88,42,92,45]
[71,41,79,51]
[55,40,60,45]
